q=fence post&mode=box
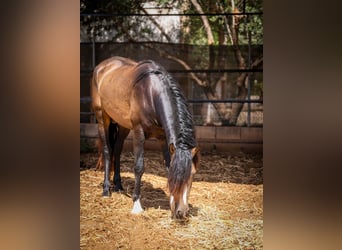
[91,34,96,123]
[247,30,252,127]
[92,36,96,69]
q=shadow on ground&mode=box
[81,150,263,186]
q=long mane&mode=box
[134,60,197,198]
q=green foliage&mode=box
[81,0,141,14]
[81,0,146,42]
[243,4,263,44]
[181,0,263,46]
[80,0,263,45]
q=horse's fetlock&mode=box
[132,194,140,202]
[102,187,111,197]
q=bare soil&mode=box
[80,151,263,249]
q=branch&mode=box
[231,0,236,29]
[221,0,245,71]
[251,56,263,68]
[122,26,207,87]
[190,0,215,45]
[217,2,233,45]
[236,56,263,87]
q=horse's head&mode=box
[168,144,200,220]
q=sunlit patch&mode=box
[96,60,123,90]
[81,151,263,249]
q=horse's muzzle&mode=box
[172,206,189,220]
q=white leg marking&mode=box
[182,186,188,204]
[170,195,174,206]
[131,199,144,214]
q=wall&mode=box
[80,123,262,153]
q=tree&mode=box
[164,0,263,125]
[80,0,263,125]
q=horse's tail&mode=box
[90,69,99,112]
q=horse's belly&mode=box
[102,100,133,129]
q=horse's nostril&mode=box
[176,209,184,219]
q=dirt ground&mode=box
[80,150,263,249]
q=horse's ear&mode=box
[191,147,199,157]
[169,143,176,155]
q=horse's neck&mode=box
[155,95,178,147]
[164,123,177,147]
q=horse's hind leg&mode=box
[95,122,115,171]
[108,122,116,172]
[94,108,113,197]
[112,125,130,192]
[131,126,145,214]
[95,139,104,170]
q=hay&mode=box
[80,151,263,249]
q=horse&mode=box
[91,56,200,219]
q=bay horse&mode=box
[91,56,200,219]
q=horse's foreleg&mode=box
[131,126,145,214]
[113,126,130,192]
[95,109,113,197]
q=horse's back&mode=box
[93,56,137,90]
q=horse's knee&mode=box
[134,155,144,174]
[134,163,144,177]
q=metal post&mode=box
[92,35,96,69]
[91,32,96,123]
[247,30,252,127]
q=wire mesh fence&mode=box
[80,6,263,127]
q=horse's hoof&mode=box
[102,190,111,197]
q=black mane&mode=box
[135,60,197,197]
